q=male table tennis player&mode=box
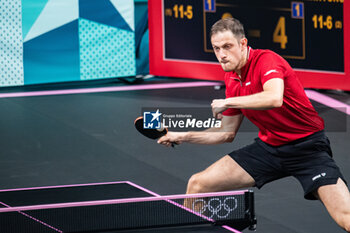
[158,18,350,231]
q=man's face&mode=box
[211,30,247,72]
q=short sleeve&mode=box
[258,53,285,85]
[222,108,241,116]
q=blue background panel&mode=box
[21,0,49,40]
[1,0,136,87]
[23,20,80,85]
[79,0,132,32]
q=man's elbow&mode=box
[270,96,283,108]
[223,132,236,143]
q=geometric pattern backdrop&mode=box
[1,0,135,87]
[0,0,24,87]
[79,19,136,80]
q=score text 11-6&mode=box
[312,15,343,30]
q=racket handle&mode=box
[156,123,165,132]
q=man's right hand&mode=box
[157,132,186,147]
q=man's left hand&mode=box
[211,99,227,119]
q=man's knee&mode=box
[345,224,350,233]
[341,212,350,232]
[187,173,206,194]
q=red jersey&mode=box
[222,48,324,146]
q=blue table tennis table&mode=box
[0,181,256,233]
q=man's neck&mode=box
[234,47,249,76]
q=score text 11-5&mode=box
[165,4,193,20]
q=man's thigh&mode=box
[196,155,256,191]
[229,142,289,189]
[317,178,350,228]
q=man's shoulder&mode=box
[251,48,282,60]
[251,48,290,70]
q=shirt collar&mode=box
[231,46,253,82]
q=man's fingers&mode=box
[158,132,182,147]
[212,107,220,119]
[157,136,172,147]
[211,100,221,118]
[157,136,167,144]
[212,104,217,118]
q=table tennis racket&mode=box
[134,116,176,147]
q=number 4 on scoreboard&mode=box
[273,2,303,50]
[273,17,288,49]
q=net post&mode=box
[245,190,257,231]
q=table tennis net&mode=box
[0,190,255,233]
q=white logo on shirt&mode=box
[245,82,251,86]
[264,69,278,76]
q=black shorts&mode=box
[229,130,347,200]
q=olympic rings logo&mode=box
[192,197,238,219]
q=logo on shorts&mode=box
[312,172,327,181]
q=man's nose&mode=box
[219,50,227,59]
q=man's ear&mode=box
[240,38,248,49]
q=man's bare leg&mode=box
[184,155,255,213]
[317,178,350,232]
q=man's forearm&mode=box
[225,90,283,110]
[224,78,284,110]
[158,115,243,147]
[182,128,235,145]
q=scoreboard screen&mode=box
[148,0,350,90]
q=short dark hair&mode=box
[210,18,245,40]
